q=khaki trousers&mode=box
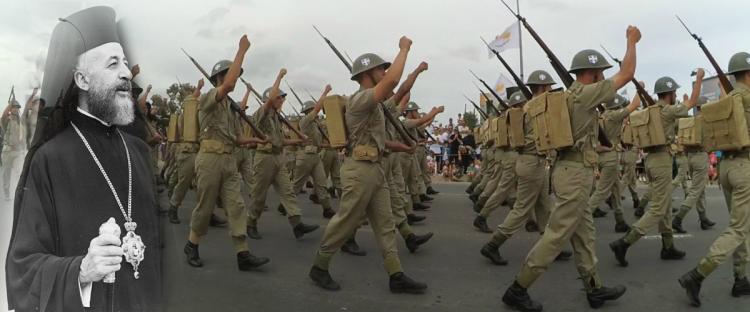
[587,151,624,222]
[320,148,342,189]
[497,154,551,237]
[675,152,708,219]
[169,151,197,207]
[629,151,674,239]
[248,151,301,227]
[479,151,518,218]
[293,150,332,209]
[190,151,246,238]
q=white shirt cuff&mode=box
[78,277,92,308]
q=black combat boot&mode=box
[184,242,202,267]
[661,246,686,260]
[405,232,434,253]
[419,194,434,202]
[309,266,341,291]
[587,285,627,308]
[277,204,287,216]
[592,208,608,218]
[209,213,227,227]
[469,194,479,203]
[328,187,338,199]
[237,251,270,271]
[341,238,367,256]
[413,202,430,211]
[426,186,440,195]
[309,193,321,204]
[407,213,426,225]
[632,196,640,211]
[732,276,750,297]
[322,208,336,219]
[306,180,314,188]
[609,238,631,267]
[293,223,320,239]
[614,221,630,233]
[168,205,180,224]
[389,272,427,294]
[247,226,262,240]
[672,217,686,234]
[473,216,491,233]
[700,218,716,230]
[502,281,542,312]
[525,220,539,232]
[678,269,704,307]
[633,207,644,218]
[480,243,508,265]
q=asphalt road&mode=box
[161,182,749,312]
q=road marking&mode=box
[643,234,693,240]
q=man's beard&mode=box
[88,80,135,126]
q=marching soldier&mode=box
[167,79,204,224]
[610,70,705,267]
[184,35,271,270]
[2,95,23,199]
[292,86,336,218]
[672,148,690,194]
[22,88,40,147]
[246,69,319,239]
[502,27,640,311]
[473,127,518,227]
[309,37,428,293]
[620,133,641,211]
[672,97,715,233]
[402,102,434,212]
[467,108,498,200]
[679,52,750,306]
[319,119,342,198]
[588,93,641,232]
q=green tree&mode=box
[463,111,478,130]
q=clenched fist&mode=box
[239,35,251,52]
[399,36,413,50]
[417,61,428,73]
[626,26,641,45]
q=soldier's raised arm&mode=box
[684,68,705,109]
[192,78,204,98]
[373,36,412,103]
[610,26,641,90]
[393,61,428,104]
[216,35,250,102]
[312,84,332,115]
[263,68,287,111]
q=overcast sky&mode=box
[0,0,747,125]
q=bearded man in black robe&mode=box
[5,6,162,312]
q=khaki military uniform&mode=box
[234,117,256,195]
[588,107,631,223]
[516,80,615,290]
[401,119,426,210]
[190,88,248,252]
[314,88,402,275]
[620,147,640,203]
[471,144,496,196]
[292,110,333,211]
[318,119,342,191]
[624,100,689,248]
[489,104,551,244]
[674,148,709,220]
[1,114,23,196]
[247,105,303,228]
[672,151,689,193]
[478,147,518,217]
[695,81,750,278]
[169,110,199,208]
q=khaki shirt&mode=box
[567,79,616,151]
[299,111,322,147]
[346,88,385,152]
[198,88,236,145]
[657,99,689,143]
[601,107,631,147]
[730,81,750,136]
[519,110,538,155]
[384,97,401,143]
[252,104,283,149]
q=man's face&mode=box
[10,107,19,115]
[74,42,134,125]
[370,66,387,84]
[272,95,286,110]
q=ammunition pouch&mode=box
[629,106,667,148]
[701,94,750,152]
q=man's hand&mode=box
[79,234,123,284]
[239,35,251,53]
[197,79,205,90]
[695,68,705,80]
[324,84,332,94]
[683,94,689,103]
[416,61,428,73]
[399,36,412,51]
[433,106,445,114]
[131,64,140,78]
[626,26,641,45]
[279,68,287,78]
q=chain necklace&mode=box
[72,122,145,279]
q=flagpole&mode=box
[517,0,524,80]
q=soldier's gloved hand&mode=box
[79,234,123,284]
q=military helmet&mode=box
[262,87,288,101]
[405,102,420,111]
[508,91,527,107]
[526,70,556,85]
[350,53,391,80]
[568,49,612,73]
[605,94,628,110]
[209,60,243,83]
[654,76,680,94]
[302,100,316,112]
[10,99,21,108]
[727,52,750,74]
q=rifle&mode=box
[469,70,507,113]
[180,49,267,140]
[235,76,308,140]
[8,85,14,103]
[284,81,331,142]
[600,44,655,107]
[312,25,417,145]
[676,15,733,93]
[499,0,573,88]
[481,37,532,99]
[463,94,489,119]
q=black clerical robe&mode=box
[6,109,162,311]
